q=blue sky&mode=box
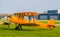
[0,0,60,14]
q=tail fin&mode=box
[47,18,55,25]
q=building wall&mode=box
[39,14,48,20]
[39,14,59,20]
[40,15,48,20]
[58,14,60,20]
[48,10,58,14]
[50,15,58,20]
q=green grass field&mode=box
[0,25,60,37]
[0,20,60,37]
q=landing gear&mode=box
[4,22,10,28]
[15,25,22,30]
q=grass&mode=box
[0,24,60,37]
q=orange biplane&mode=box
[9,12,55,30]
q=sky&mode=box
[0,0,60,14]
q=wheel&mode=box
[15,25,22,30]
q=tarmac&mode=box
[55,24,60,26]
